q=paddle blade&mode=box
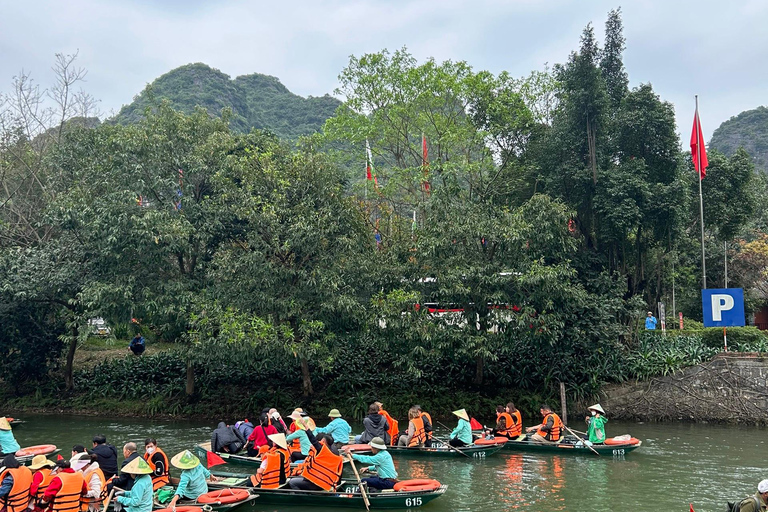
[206,451,226,468]
[470,418,483,430]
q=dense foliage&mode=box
[2,11,768,418]
[710,106,768,173]
[112,63,341,139]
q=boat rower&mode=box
[350,437,398,490]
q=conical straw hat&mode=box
[0,418,11,431]
[268,433,288,450]
[171,450,201,470]
[122,457,153,475]
[452,409,470,422]
[588,404,605,415]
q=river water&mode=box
[9,414,767,512]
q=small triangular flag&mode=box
[207,451,226,468]
[56,454,63,461]
[470,418,483,430]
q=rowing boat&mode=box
[501,436,642,456]
[207,475,446,509]
[344,438,507,459]
[194,443,352,473]
[152,488,259,512]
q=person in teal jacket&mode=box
[448,409,472,447]
[115,457,153,512]
[351,437,398,490]
[314,409,351,450]
[168,450,217,509]
[286,413,312,462]
[0,418,20,456]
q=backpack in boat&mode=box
[727,496,760,512]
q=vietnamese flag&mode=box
[470,418,483,430]
[206,451,227,468]
[690,106,708,179]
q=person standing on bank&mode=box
[645,311,657,330]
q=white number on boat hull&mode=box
[405,497,423,507]
[612,449,625,457]
[472,451,486,458]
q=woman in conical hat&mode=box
[114,457,153,512]
[168,450,218,510]
[449,409,472,448]
[585,404,608,444]
[0,418,20,456]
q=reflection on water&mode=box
[8,415,768,511]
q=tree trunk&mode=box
[473,355,484,386]
[64,325,78,390]
[186,359,195,396]
[301,357,313,396]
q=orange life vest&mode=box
[299,444,343,491]
[378,409,399,446]
[80,467,106,511]
[509,410,522,437]
[250,447,290,489]
[33,468,54,500]
[536,413,563,442]
[0,466,33,512]
[408,417,426,447]
[50,472,85,512]
[496,412,515,438]
[288,424,302,453]
[421,413,433,440]
[143,447,170,490]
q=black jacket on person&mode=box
[107,451,140,492]
[211,422,246,453]
[359,413,390,444]
[90,443,119,479]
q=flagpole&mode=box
[696,95,707,290]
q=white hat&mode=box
[588,404,606,415]
[71,453,91,471]
[759,480,768,493]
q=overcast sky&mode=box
[1,0,765,143]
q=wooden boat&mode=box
[207,475,446,509]
[152,488,259,512]
[344,438,507,459]
[500,435,642,456]
[8,418,24,427]
[195,443,352,473]
[16,445,60,466]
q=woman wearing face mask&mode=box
[142,438,169,490]
[585,404,608,444]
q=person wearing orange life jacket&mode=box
[287,430,343,491]
[28,455,56,510]
[374,402,399,447]
[494,403,522,439]
[248,434,291,489]
[506,403,523,437]
[286,411,312,463]
[71,453,105,512]
[414,405,433,447]
[526,404,564,444]
[42,460,88,512]
[0,454,33,512]
[142,438,169,491]
[397,407,426,447]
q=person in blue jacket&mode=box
[645,311,657,330]
[350,437,398,490]
[129,334,146,355]
[314,409,351,451]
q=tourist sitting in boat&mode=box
[142,438,170,490]
[736,479,768,512]
[268,409,288,433]
[114,457,154,512]
[287,430,343,491]
[375,402,399,446]
[493,403,522,439]
[42,460,88,512]
[0,454,33,512]
[247,434,291,489]
[355,403,390,445]
[90,435,118,481]
[167,450,219,509]
[350,437,398,490]
[246,415,278,456]
[315,409,352,451]
[107,443,140,493]
[71,453,105,512]
[29,454,56,508]
[286,413,313,462]
[526,404,564,444]
[398,407,427,447]
[291,408,317,431]
[585,404,608,444]
[0,418,20,456]
[415,405,434,447]
[234,419,255,440]
[449,409,473,447]
[69,445,86,465]
[211,421,246,454]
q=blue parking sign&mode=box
[702,288,745,327]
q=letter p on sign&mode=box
[702,289,745,327]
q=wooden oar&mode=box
[434,421,471,458]
[344,452,370,511]
[563,425,600,456]
[102,488,116,512]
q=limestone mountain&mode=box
[111,63,340,139]
[710,106,768,173]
